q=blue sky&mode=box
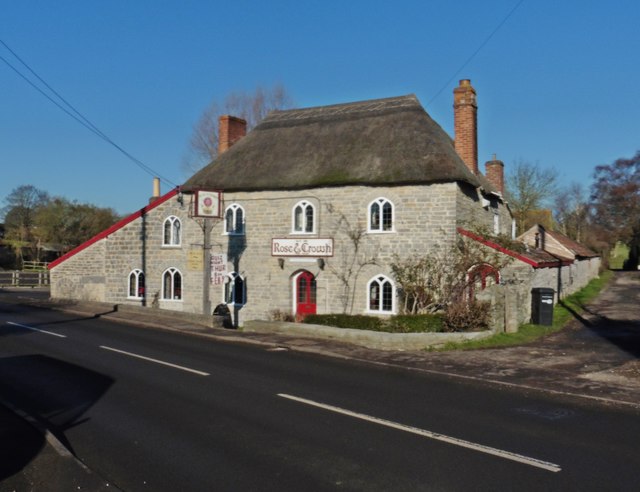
[2,1,638,216]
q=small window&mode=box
[292,201,315,234]
[367,275,395,313]
[493,209,500,235]
[163,216,181,246]
[224,272,245,305]
[162,267,182,300]
[224,204,245,235]
[368,198,394,232]
[128,269,145,299]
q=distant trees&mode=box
[2,185,50,264]
[554,182,589,243]
[1,185,119,267]
[183,84,293,175]
[505,160,559,236]
[590,150,640,266]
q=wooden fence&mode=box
[0,270,50,287]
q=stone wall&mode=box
[51,181,512,326]
[493,256,602,330]
[50,239,106,301]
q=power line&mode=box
[426,0,526,107]
[0,39,177,188]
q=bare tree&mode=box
[183,84,293,175]
[505,160,558,235]
[554,182,589,242]
[2,185,50,263]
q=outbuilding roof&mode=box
[184,94,494,192]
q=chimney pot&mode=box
[453,79,478,175]
[149,177,161,204]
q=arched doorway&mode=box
[467,263,500,300]
[294,270,316,320]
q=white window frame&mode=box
[292,200,315,234]
[368,197,395,233]
[127,269,145,299]
[366,274,396,314]
[163,216,182,246]
[224,204,245,235]
[162,267,183,301]
[223,272,246,306]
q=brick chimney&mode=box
[485,155,505,195]
[453,79,478,175]
[218,115,247,154]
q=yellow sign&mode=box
[187,250,203,271]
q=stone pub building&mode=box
[50,80,512,326]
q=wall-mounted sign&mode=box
[272,238,334,257]
[187,250,203,271]
[211,253,227,285]
[194,190,222,218]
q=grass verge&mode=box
[432,270,613,351]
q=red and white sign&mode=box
[271,238,334,257]
[210,253,227,285]
[194,190,222,218]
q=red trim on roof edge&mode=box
[457,227,571,268]
[48,188,179,270]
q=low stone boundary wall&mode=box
[242,320,494,350]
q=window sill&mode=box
[365,309,395,315]
[366,230,396,234]
[161,245,182,249]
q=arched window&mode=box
[224,204,245,235]
[368,198,394,232]
[467,264,500,300]
[162,267,182,300]
[367,275,395,313]
[224,272,245,305]
[163,216,181,246]
[128,269,145,299]
[292,200,315,233]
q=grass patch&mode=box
[432,270,613,351]
[609,242,629,270]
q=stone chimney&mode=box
[485,155,505,195]
[453,79,478,175]
[218,115,247,154]
[149,177,161,204]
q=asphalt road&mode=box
[1,303,639,491]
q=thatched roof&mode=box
[184,94,490,192]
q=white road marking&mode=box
[278,393,562,473]
[100,346,210,376]
[7,321,67,338]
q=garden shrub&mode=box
[304,314,384,331]
[304,313,444,333]
[442,300,491,332]
[387,314,444,333]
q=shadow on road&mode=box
[559,272,640,359]
[0,355,113,481]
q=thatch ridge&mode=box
[184,94,490,193]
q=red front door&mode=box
[296,271,317,320]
